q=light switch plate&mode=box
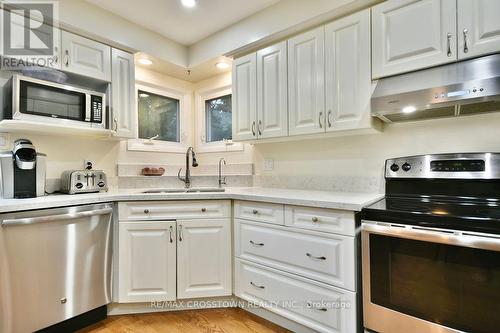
[263,159,274,171]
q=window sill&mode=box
[127,138,189,153]
[195,140,244,153]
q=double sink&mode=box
[143,187,225,194]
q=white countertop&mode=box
[0,187,383,213]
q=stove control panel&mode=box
[385,153,500,179]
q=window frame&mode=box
[194,84,243,153]
[128,83,191,153]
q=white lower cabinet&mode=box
[118,201,232,303]
[235,259,357,333]
[234,201,358,333]
[177,218,232,299]
[235,219,356,291]
[118,221,177,303]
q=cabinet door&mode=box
[177,219,232,298]
[111,48,137,138]
[257,42,288,139]
[118,221,176,303]
[325,9,371,132]
[61,31,111,81]
[232,54,257,141]
[458,0,500,60]
[372,0,457,78]
[288,27,325,136]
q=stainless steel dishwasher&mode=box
[0,203,113,333]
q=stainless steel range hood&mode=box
[371,54,500,123]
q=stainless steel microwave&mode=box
[3,74,107,129]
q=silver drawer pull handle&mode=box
[307,302,327,312]
[447,33,452,57]
[252,209,258,214]
[463,28,469,53]
[250,240,264,246]
[311,217,319,223]
[306,253,326,260]
[250,281,265,289]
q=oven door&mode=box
[362,222,500,333]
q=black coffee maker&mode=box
[0,139,46,198]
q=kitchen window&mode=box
[137,90,180,142]
[195,84,242,153]
[128,83,191,153]
[205,94,232,142]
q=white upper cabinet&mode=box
[257,41,288,139]
[176,218,232,299]
[325,9,371,131]
[457,0,500,60]
[61,31,111,81]
[111,48,137,138]
[118,221,177,303]
[288,27,325,136]
[232,54,257,141]
[372,0,457,79]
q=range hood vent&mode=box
[371,54,500,123]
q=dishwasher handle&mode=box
[1,207,113,226]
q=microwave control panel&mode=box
[91,95,103,123]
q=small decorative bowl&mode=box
[141,167,165,176]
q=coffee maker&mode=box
[0,139,46,198]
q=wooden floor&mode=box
[77,308,292,333]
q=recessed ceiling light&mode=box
[138,58,153,65]
[402,106,417,114]
[215,62,230,70]
[181,0,196,8]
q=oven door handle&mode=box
[362,222,500,252]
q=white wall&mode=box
[58,0,187,67]
[253,112,500,181]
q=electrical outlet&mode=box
[84,160,94,170]
[263,159,274,171]
[0,134,10,150]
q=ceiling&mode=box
[86,0,281,46]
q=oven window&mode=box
[20,81,86,121]
[369,234,500,333]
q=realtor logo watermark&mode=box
[1,0,59,69]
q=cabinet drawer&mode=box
[234,201,284,225]
[285,206,356,236]
[235,259,357,333]
[118,200,231,221]
[235,220,355,291]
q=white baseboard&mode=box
[107,296,239,316]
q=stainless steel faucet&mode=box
[218,158,226,188]
[178,147,198,188]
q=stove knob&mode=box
[402,163,412,172]
[75,182,84,189]
[390,163,399,172]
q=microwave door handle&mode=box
[85,94,91,122]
